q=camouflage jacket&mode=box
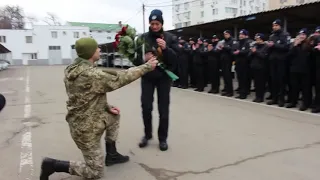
[63,57,152,123]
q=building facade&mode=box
[269,0,319,10]
[0,25,89,65]
[172,0,269,28]
[66,22,123,44]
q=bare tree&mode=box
[43,12,61,25]
[25,15,38,27]
[0,5,25,29]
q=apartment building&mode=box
[269,0,319,10]
[172,0,269,29]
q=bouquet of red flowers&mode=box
[112,25,146,62]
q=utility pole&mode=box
[142,3,146,60]
[142,3,146,33]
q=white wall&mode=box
[0,29,37,60]
[33,25,89,60]
[90,30,116,44]
[0,25,90,64]
[172,0,268,28]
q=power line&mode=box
[146,0,203,7]
[146,0,174,5]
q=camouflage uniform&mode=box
[64,57,152,179]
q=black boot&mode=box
[159,141,168,151]
[312,107,320,113]
[40,157,70,180]
[235,94,247,99]
[286,103,296,108]
[105,141,129,166]
[267,99,277,105]
[139,136,152,148]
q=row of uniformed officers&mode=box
[174,19,320,113]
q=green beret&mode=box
[75,38,98,59]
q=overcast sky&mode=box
[0,0,174,33]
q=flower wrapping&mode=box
[113,25,178,81]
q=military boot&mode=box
[105,141,129,166]
[40,157,70,180]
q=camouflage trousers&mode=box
[68,113,120,179]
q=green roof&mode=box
[67,22,127,32]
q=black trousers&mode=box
[270,60,287,101]
[208,59,220,91]
[188,58,195,86]
[172,66,180,86]
[252,68,266,99]
[194,64,205,90]
[314,71,320,107]
[203,60,209,86]
[221,59,233,93]
[289,72,311,106]
[236,62,249,96]
[141,77,171,142]
[178,59,189,87]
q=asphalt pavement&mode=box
[0,66,320,180]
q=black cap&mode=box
[224,30,231,34]
[273,19,281,26]
[149,9,164,24]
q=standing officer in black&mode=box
[249,33,269,103]
[207,35,220,93]
[217,30,235,96]
[133,9,178,151]
[266,19,290,107]
[188,38,196,88]
[192,38,206,92]
[177,36,190,89]
[312,28,320,113]
[286,28,312,111]
[233,29,251,99]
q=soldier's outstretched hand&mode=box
[146,57,158,70]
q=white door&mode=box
[22,53,29,65]
[48,46,62,65]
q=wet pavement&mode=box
[0,66,319,180]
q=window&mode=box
[230,0,237,4]
[212,9,218,15]
[25,36,33,43]
[0,36,6,43]
[184,2,189,9]
[225,7,237,14]
[63,31,67,35]
[200,11,204,17]
[200,1,204,7]
[73,32,79,38]
[183,21,191,27]
[31,53,37,59]
[83,32,87,36]
[175,23,182,29]
[184,11,190,19]
[48,46,61,50]
[175,4,180,12]
[107,36,111,39]
[51,31,58,38]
